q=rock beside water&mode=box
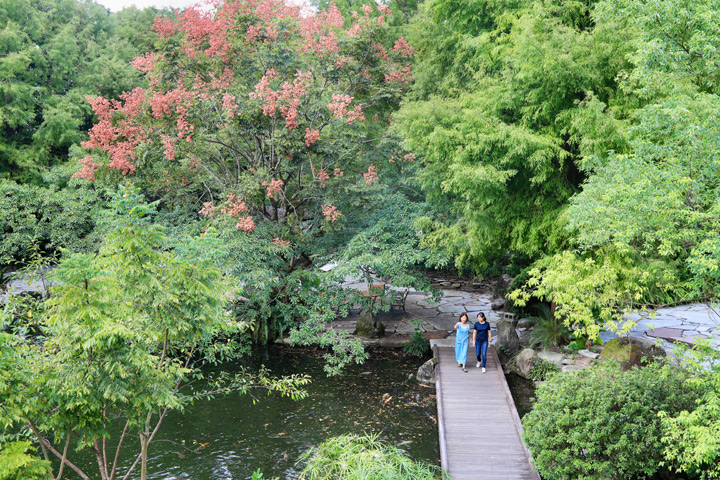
[416,357,437,384]
[599,337,665,370]
[355,307,385,338]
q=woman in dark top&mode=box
[472,312,492,373]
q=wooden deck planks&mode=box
[434,344,540,480]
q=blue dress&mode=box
[455,323,470,365]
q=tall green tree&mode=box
[394,0,634,272]
[0,190,309,480]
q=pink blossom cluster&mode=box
[322,204,342,223]
[363,165,378,185]
[79,93,149,177]
[298,2,344,54]
[152,15,177,38]
[221,194,250,217]
[222,93,239,118]
[199,201,218,217]
[333,168,343,178]
[314,168,330,187]
[373,43,389,61]
[385,64,413,84]
[273,237,291,247]
[160,134,177,161]
[73,156,103,181]
[305,128,320,147]
[251,70,311,129]
[262,178,284,198]
[130,53,158,73]
[328,94,365,124]
[403,152,416,162]
[236,216,256,232]
[392,37,414,57]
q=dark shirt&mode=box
[474,321,491,343]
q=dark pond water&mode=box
[505,373,536,418]
[64,346,440,480]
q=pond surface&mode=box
[505,372,536,418]
[66,346,439,480]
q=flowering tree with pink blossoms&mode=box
[76,0,417,348]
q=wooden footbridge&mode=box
[430,339,540,480]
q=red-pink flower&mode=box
[333,168,343,178]
[322,204,342,222]
[72,156,102,182]
[403,153,416,162]
[273,237,291,247]
[236,216,256,232]
[363,165,378,185]
[305,128,320,147]
[152,15,177,38]
[221,194,250,217]
[385,64,413,84]
[222,93,239,118]
[328,94,365,124]
[392,37,414,57]
[199,201,218,217]
[160,134,177,161]
[262,178,284,198]
[130,53,158,73]
[314,168,330,187]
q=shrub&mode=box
[528,304,569,349]
[299,434,442,480]
[527,358,558,381]
[403,319,430,356]
[523,361,701,480]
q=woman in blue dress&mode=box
[454,313,470,372]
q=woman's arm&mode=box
[472,329,476,346]
[453,322,459,329]
[488,326,492,343]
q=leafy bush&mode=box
[0,180,105,265]
[299,434,442,480]
[527,358,558,382]
[523,361,702,480]
[403,319,430,356]
[528,304,569,349]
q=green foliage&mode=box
[0,0,160,182]
[528,304,568,349]
[0,191,310,480]
[403,319,430,356]
[395,0,635,272]
[0,441,51,480]
[523,361,702,480]
[659,340,720,479]
[299,433,442,480]
[0,179,105,265]
[527,358,558,382]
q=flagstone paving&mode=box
[336,277,720,352]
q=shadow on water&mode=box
[66,345,439,480]
[505,372,536,418]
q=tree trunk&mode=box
[140,432,149,480]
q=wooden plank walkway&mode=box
[433,342,540,480]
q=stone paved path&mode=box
[335,277,720,352]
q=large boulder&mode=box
[416,357,438,384]
[516,348,537,378]
[495,319,520,363]
[355,307,385,338]
[599,337,666,370]
[493,273,514,298]
[491,298,506,310]
[537,351,565,369]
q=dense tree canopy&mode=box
[0,0,162,182]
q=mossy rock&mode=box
[599,337,666,370]
[355,307,385,338]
